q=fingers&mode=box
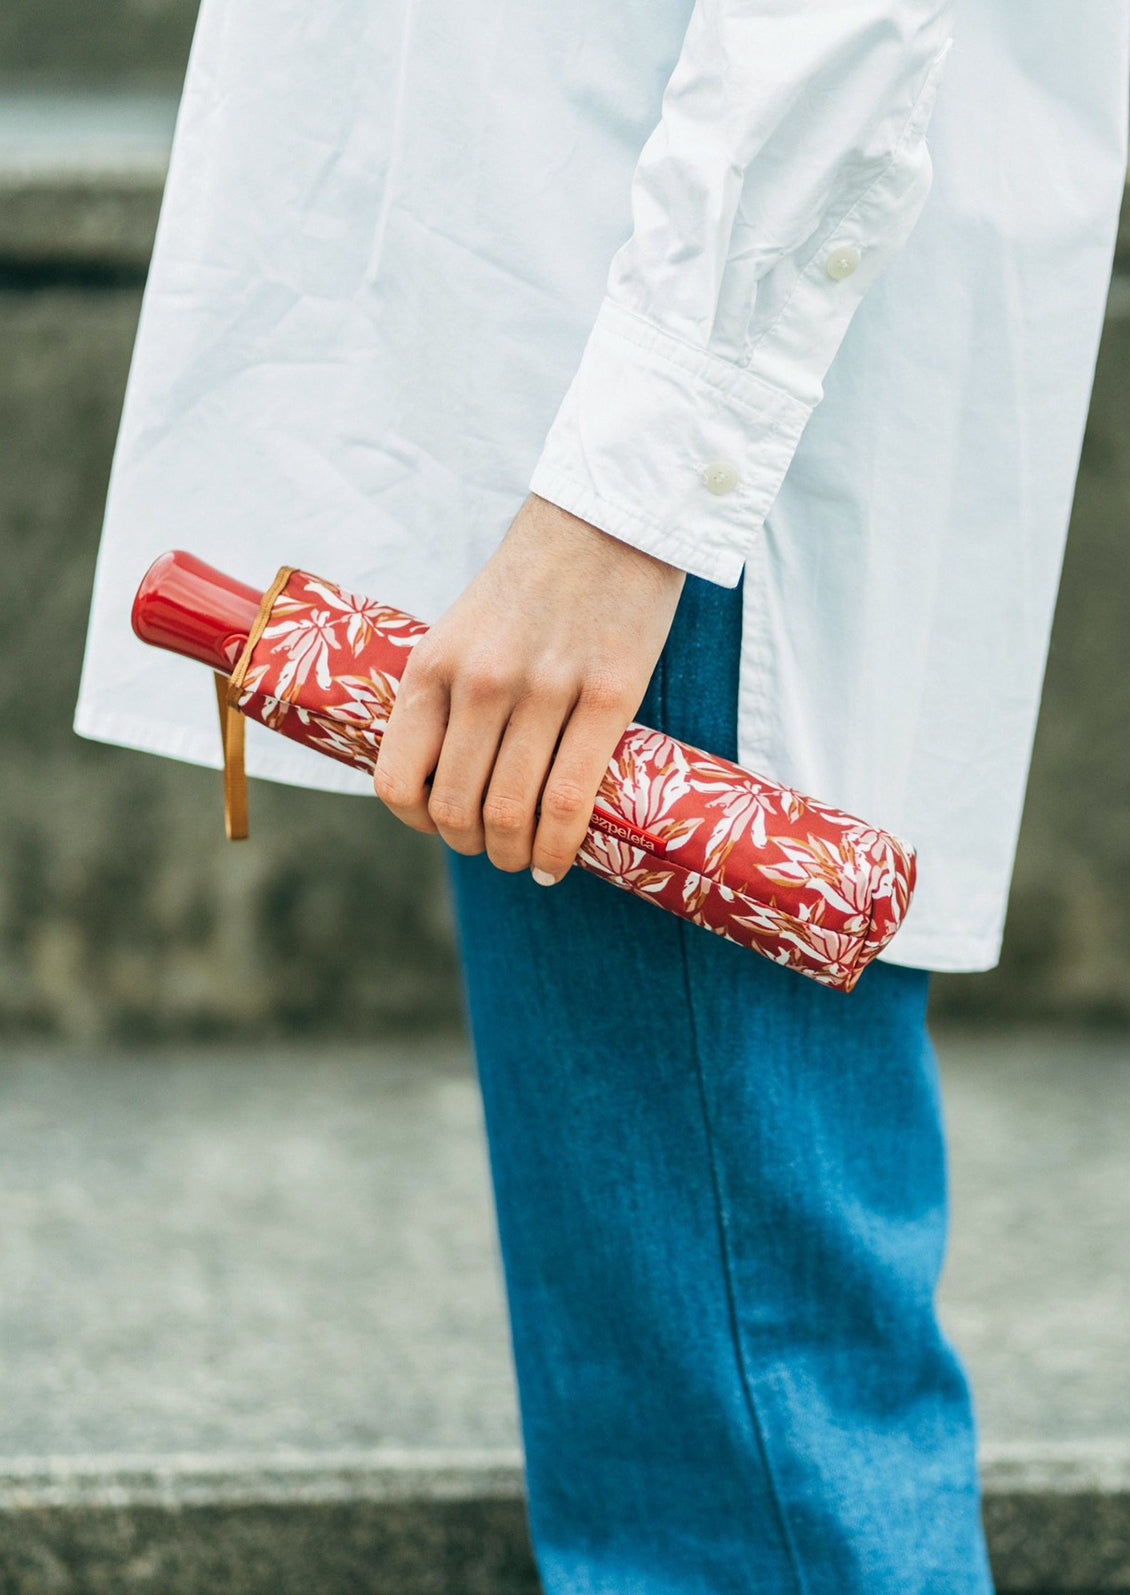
[375,644,633,881]
[376,645,558,861]
[480,676,577,872]
[372,649,447,834]
[424,666,515,855]
[529,675,635,885]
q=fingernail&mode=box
[531,868,557,887]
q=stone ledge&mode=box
[981,1442,1130,1591]
[0,1449,527,1511]
[0,96,172,269]
[0,1443,1127,1593]
[0,1451,537,1595]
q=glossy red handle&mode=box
[132,550,264,672]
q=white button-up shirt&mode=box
[75,0,1130,973]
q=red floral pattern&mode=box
[231,569,916,992]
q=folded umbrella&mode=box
[132,551,916,992]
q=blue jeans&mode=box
[442,571,994,1594]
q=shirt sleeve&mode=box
[527,2,957,587]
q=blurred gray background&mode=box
[2,11,1130,1595]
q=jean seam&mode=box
[674,926,810,1595]
[658,638,808,1594]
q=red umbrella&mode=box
[133,551,916,992]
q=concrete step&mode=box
[0,1444,1125,1594]
[1,1031,1128,1591]
[0,94,175,271]
[0,1450,538,1595]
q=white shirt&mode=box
[75,0,1130,973]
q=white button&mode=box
[702,460,739,495]
[825,244,861,280]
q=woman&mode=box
[76,0,1129,1586]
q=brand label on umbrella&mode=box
[590,804,668,856]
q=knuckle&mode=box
[483,794,530,834]
[541,779,590,822]
[463,653,513,703]
[579,669,629,714]
[427,792,478,833]
[402,641,444,690]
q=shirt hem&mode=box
[73,702,375,796]
[873,925,1004,976]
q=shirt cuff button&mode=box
[702,460,739,495]
[825,244,861,280]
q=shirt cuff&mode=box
[528,36,950,588]
[528,295,813,588]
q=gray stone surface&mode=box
[939,1030,1130,1446]
[2,1031,1128,1461]
[0,1043,510,1457]
[0,1031,1128,1590]
[0,102,1128,1039]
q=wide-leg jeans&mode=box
[442,570,994,1594]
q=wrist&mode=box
[523,492,686,588]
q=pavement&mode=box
[0,1028,1128,1591]
[937,1028,1130,1448]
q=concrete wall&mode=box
[0,0,197,91]
[0,89,1127,1037]
[0,209,462,1042]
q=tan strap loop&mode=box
[227,564,295,700]
[214,672,249,840]
[212,565,295,842]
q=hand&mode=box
[372,492,686,883]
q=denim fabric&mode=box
[442,572,994,1595]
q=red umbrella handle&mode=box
[131,550,264,671]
